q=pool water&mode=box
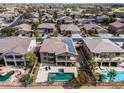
[102,71,124,81]
[109,38,124,42]
[0,71,15,82]
[48,73,74,81]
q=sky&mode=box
[0,0,124,3]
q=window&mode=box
[15,55,22,59]
[116,53,120,56]
[6,55,13,59]
[48,58,54,61]
[57,56,66,60]
[48,53,54,56]
[43,52,47,56]
[43,57,47,60]
[95,54,99,57]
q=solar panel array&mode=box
[62,38,77,54]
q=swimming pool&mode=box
[109,38,124,42]
[48,73,74,81]
[102,71,124,81]
[0,71,15,82]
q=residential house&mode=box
[60,24,81,35]
[113,8,124,18]
[15,23,32,36]
[39,37,78,66]
[83,23,107,34]
[37,23,56,34]
[108,21,124,34]
[0,12,18,23]
[0,36,36,66]
[42,13,53,22]
[59,16,73,24]
[82,38,124,67]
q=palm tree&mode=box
[25,52,38,67]
[33,31,40,39]
[89,58,98,70]
[107,70,117,81]
[98,74,105,81]
[31,21,39,30]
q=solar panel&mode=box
[62,38,77,54]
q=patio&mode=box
[0,66,28,83]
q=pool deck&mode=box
[0,66,27,83]
[36,65,78,83]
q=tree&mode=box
[89,58,98,70]
[98,74,105,81]
[88,28,98,36]
[107,70,117,81]
[33,31,40,39]
[1,27,16,36]
[22,9,30,19]
[104,18,111,25]
[20,74,34,86]
[65,9,71,16]
[53,11,58,20]
[31,21,39,30]
[55,20,61,33]
[103,17,116,25]
[110,17,116,23]
[53,31,58,37]
[25,52,38,67]
[77,71,89,84]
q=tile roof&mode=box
[83,38,124,53]
[0,36,34,55]
[109,21,124,28]
[83,23,107,33]
[60,24,80,32]
[39,37,77,55]
[37,23,55,29]
[15,23,32,32]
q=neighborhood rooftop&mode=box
[109,21,124,28]
[60,24,80,32]
[37,23,55,29]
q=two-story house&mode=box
[82,38,124,67]
[39,37,78,67]
[0,36,36,66]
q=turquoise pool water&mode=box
[102,71,124,81]
[0,71,15,82]
[48,73,74,81]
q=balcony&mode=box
[56,56,76,62]
[95,57,124,62]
